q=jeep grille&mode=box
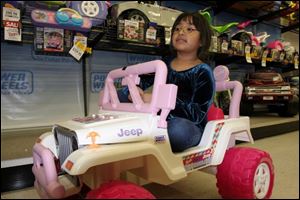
[53,126,78,169]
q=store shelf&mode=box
[2,15,298,69]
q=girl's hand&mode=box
[142,92,152,103]
[128,87,152,103]
[128,87,144,102]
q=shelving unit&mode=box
[3,17,298,72]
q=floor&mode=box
[1,130,299,199]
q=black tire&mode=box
[240,101,254,116]
[120,10,149,25]
[268,105,279,113]
[278,95,299,117]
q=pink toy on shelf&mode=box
[251,32,270,46]
[236,19,257,30]
[267,40,284,51]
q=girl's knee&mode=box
[167,117,203,152]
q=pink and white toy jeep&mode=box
[32,60,274,199]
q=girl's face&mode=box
[172,17,201,54]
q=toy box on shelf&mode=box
[31,8,92,32]
[251,45,263,59]
[34,26,73,54]
[123,19,141,42]
[230,40,244,56]
[109,18,165,47]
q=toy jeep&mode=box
[241,70,299,116]
[32,60,274,199]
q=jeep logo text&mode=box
[117,128,143,137]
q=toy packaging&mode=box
[124,19,139,41]
[251,45,262,59]
[117,19,145,42]
[31,8,92,32]
[34,27,73,53]
[117,19,125,40]
[43,27,64,52]
[209,35,218,52]
[145,22,158,44]
[230,40,244,56]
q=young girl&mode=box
[119,12,215,152]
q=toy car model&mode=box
[32,60,274,199]
[241,70,299,116]
[109,1,182,28]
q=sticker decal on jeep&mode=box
[182,122,224,171]
[154,135,166,143]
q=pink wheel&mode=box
[86,180,156,199]
[216,147,274,199]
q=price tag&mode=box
[221,40,228,53]
[3,7,21,42]
[73,35,87,47]
[294,55,299,69]
[279,52,285,62]
[261,50,268,67]
[69,41,86,61]
[3,7,20,21]
[245,45,252,63]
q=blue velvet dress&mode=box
[119,58,215,152]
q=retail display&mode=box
[31,8,92,32]
[1,1,299,198]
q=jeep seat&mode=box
[207,103,224,121]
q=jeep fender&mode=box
[199,116,253,166]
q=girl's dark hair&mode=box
[170,12,212,62]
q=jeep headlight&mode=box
[245,86,255,92]
[245,86,252,91]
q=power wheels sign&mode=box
[1,70,33,95]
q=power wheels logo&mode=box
[1,70,33,95]
[91,72,122,93]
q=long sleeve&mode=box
[167,63,215,128]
